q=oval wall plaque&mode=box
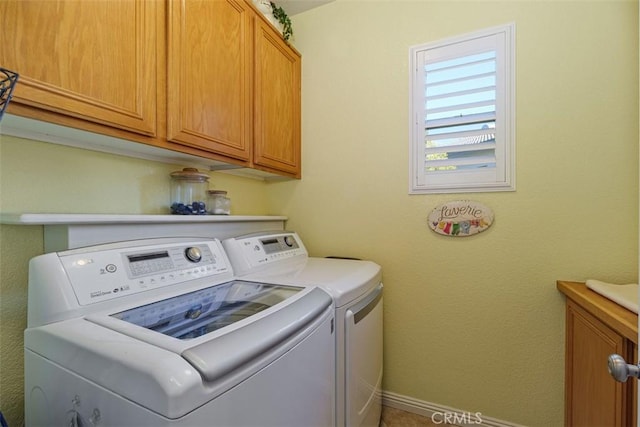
[428,200,494,237]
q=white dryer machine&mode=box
[223,232,383,427]
[24,237,336,426]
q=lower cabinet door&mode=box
[566,300,632,427]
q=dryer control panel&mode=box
[222,232,308,275]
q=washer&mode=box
[223,231,383,427]
[24,237,335,426]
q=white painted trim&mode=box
[408,23,516,195]
[382,390,526,427]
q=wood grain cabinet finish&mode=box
[0,0,158,136]
[167,0,252,162]
[558,281,637,427]
[253,18,301,177]
[1,0,301,178]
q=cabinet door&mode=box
[633,345,638,426]
[253,19,301,178]
[566,300,631,426]
[0,0,158,136]
[167,0,252,162]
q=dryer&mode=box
[223,232,383,427]
[24,237,335,426]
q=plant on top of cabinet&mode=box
[270,2,293,41]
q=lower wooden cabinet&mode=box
[559,281,637,427]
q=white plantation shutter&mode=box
[409,24,515,194]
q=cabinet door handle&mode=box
[608,354,640,382]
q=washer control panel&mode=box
[59,240,230,306]
[223,232,308,274]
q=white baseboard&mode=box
[381,390,526,427]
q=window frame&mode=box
[409,23,516,194]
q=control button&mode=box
[185,247,202,263]
[105,264,117,273]
[284,235,295,247]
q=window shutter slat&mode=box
[426,99,495,117]
[426,70,495,90]
[426,111,496,130]
[426,84,496,103]
[425,140,496,154]
[425,155,496,170]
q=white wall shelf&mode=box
[0,213,287,252]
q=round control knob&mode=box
[185,246,202,263]
[284,235,295,247]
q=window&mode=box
[409,24,515,194]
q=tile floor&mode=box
[381,406,450,427]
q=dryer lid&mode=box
[238,257,382,307]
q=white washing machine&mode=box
[223,232,383,427]
[24,237,335,426]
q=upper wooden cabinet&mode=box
[167,0,252,162]
[0,0,158,136]
[1,0,301,179]
[253,18,301,177]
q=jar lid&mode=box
[207,190,228,195]
[170,167,209,182]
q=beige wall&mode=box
[0,1,638,426]
[0,136,271,215]
[266,0,639,425]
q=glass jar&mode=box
[207,190,231,215]
[170,168,209,215]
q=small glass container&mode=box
[207,190,231,215]
[170,168,209,215]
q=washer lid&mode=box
[86,280,325,356]
[110,280,301,340]
[183,287,332,382]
